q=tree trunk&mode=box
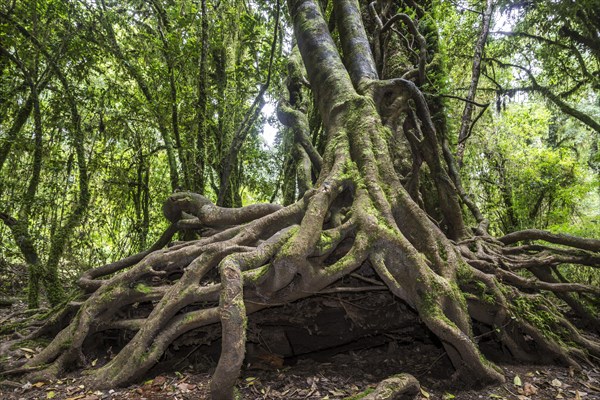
[456,0,494,167]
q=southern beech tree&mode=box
[2,0,600,399]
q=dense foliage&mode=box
[1,0,288,305]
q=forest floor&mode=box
[1,301,599,400]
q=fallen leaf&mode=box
[33,381,46,388]
[443,393,455,399]
[153,375,167,386]
[177,382,195,392]
[47,391,56,399]
[20,347,36,353]
[514,375,522,386]
[420,388,430,398]
[66,386,83,395]
[523,382,538,396]
[91,358,97,367]
[551,379,563,388]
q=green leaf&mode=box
[513,375,522,386]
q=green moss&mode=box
[437,240,448,262]
[60,338,74,351]
[0,321,27,335]
[357,196,399,238]
[244,264,270,284]
[418,274,470,333]
[472,281,495,305]
[420,284,444,319]
[315,230,341,254]
[510,296,569,344]
[139,350,150,363]
[456,261,473,282]
[9,338,50,351]
[183,313,196,323]
[323,252,357,276]
[455,264,495,305]
[479,351,502,373]
[449,280,469,309]
[235,295,248,331]
[134,283,153,294]
[277,226,300,257]
[99,283,123,303]
[99,287,114,302]
[343,388,375,400]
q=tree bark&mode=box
[456,0,494,167]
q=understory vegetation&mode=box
[0,0,599,399]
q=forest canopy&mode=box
[0,0,599,399]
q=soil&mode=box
[1,301,599,400]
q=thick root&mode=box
[362,373,420,400]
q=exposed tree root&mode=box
[362,373,420,400]
[2,168,597,398]
[1,1,599,399]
